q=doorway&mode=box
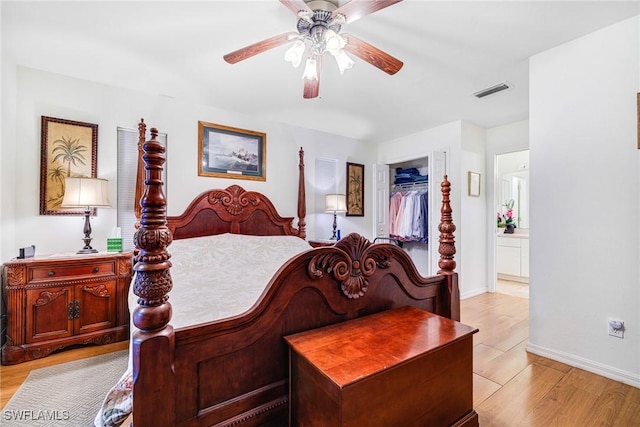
[495,150,529,298]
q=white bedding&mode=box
[96,233,310,427]
[129,233,311,329]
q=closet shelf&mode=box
[392,181,429,191]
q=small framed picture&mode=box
[468,171,481,197]
[346,162,364,216]
[198,121,266,181]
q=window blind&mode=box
[117,127,167,252]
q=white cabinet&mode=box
[496,236,529,282]
[520,238,529,278]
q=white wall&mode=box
[528,16,640,387]
[460,121,488,298]
[377,120,488,298]
[0,66,375,260]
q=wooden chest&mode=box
[285,306,479,427]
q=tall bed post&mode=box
[297,147,306,239]
[131,127,175,427]
[437,174,460,320]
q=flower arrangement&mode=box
[497,199,516,228]
[497,209,516,228]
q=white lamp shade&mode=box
[325,194,347,213]
[61,177,111,208]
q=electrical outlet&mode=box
[608,320,624,338]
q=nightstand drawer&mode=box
[28,261,115,282]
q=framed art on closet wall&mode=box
[346,162,364,216]
[468,171,481,197]
[198,121,266,181]
[39,116,98,216]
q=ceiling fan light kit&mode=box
[223,0,404,98]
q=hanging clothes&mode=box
[389,187,428,243]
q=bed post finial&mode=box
[438,174,457,274]
[297,147,306,239]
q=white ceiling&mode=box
[3,1,639,142]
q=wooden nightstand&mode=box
[1,252,133,365]
[308,239,336,248]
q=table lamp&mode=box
[61,177,111,254]
[324,193,346,240]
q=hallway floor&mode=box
[496,278,529,298]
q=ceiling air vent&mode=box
[474,82,510,98]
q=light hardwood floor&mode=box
[464,292,640,426]
[2,294,639,426]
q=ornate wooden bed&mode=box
[126,121,464,426]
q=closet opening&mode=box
[374,152,446,278]
[389,161,429,275]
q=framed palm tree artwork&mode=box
[346,162,364,216]
[40,116,98,215]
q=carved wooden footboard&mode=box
[130,127,458,427]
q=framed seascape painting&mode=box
[346,162,364,216]
[198,121,266,181]
[40,116,98,216]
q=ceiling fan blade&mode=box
[223,32,298,64]
[342,33,403,75]
[303,56,321,99]
[279,0,313,16]
[333,0,403,24]
[303,77,320,99]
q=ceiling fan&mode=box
[223,0,404,99]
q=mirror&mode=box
[497,150,529,229]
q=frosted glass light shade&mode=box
[62,177,111,208]
[324,30,345,56]
[325,194,347,213]
[301,58,318,81]
[284,40,306,68]
[334,49,354,75]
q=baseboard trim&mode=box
[526,342,640,389]
[461,288,487,300]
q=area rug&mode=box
[2,350,127,427]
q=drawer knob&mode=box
[93,267,100,273]
[48,271,55,277]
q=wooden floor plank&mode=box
[477,364,565,426]
[475,339,534,385]
[473,343,504,371]
[473,373,501,407]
